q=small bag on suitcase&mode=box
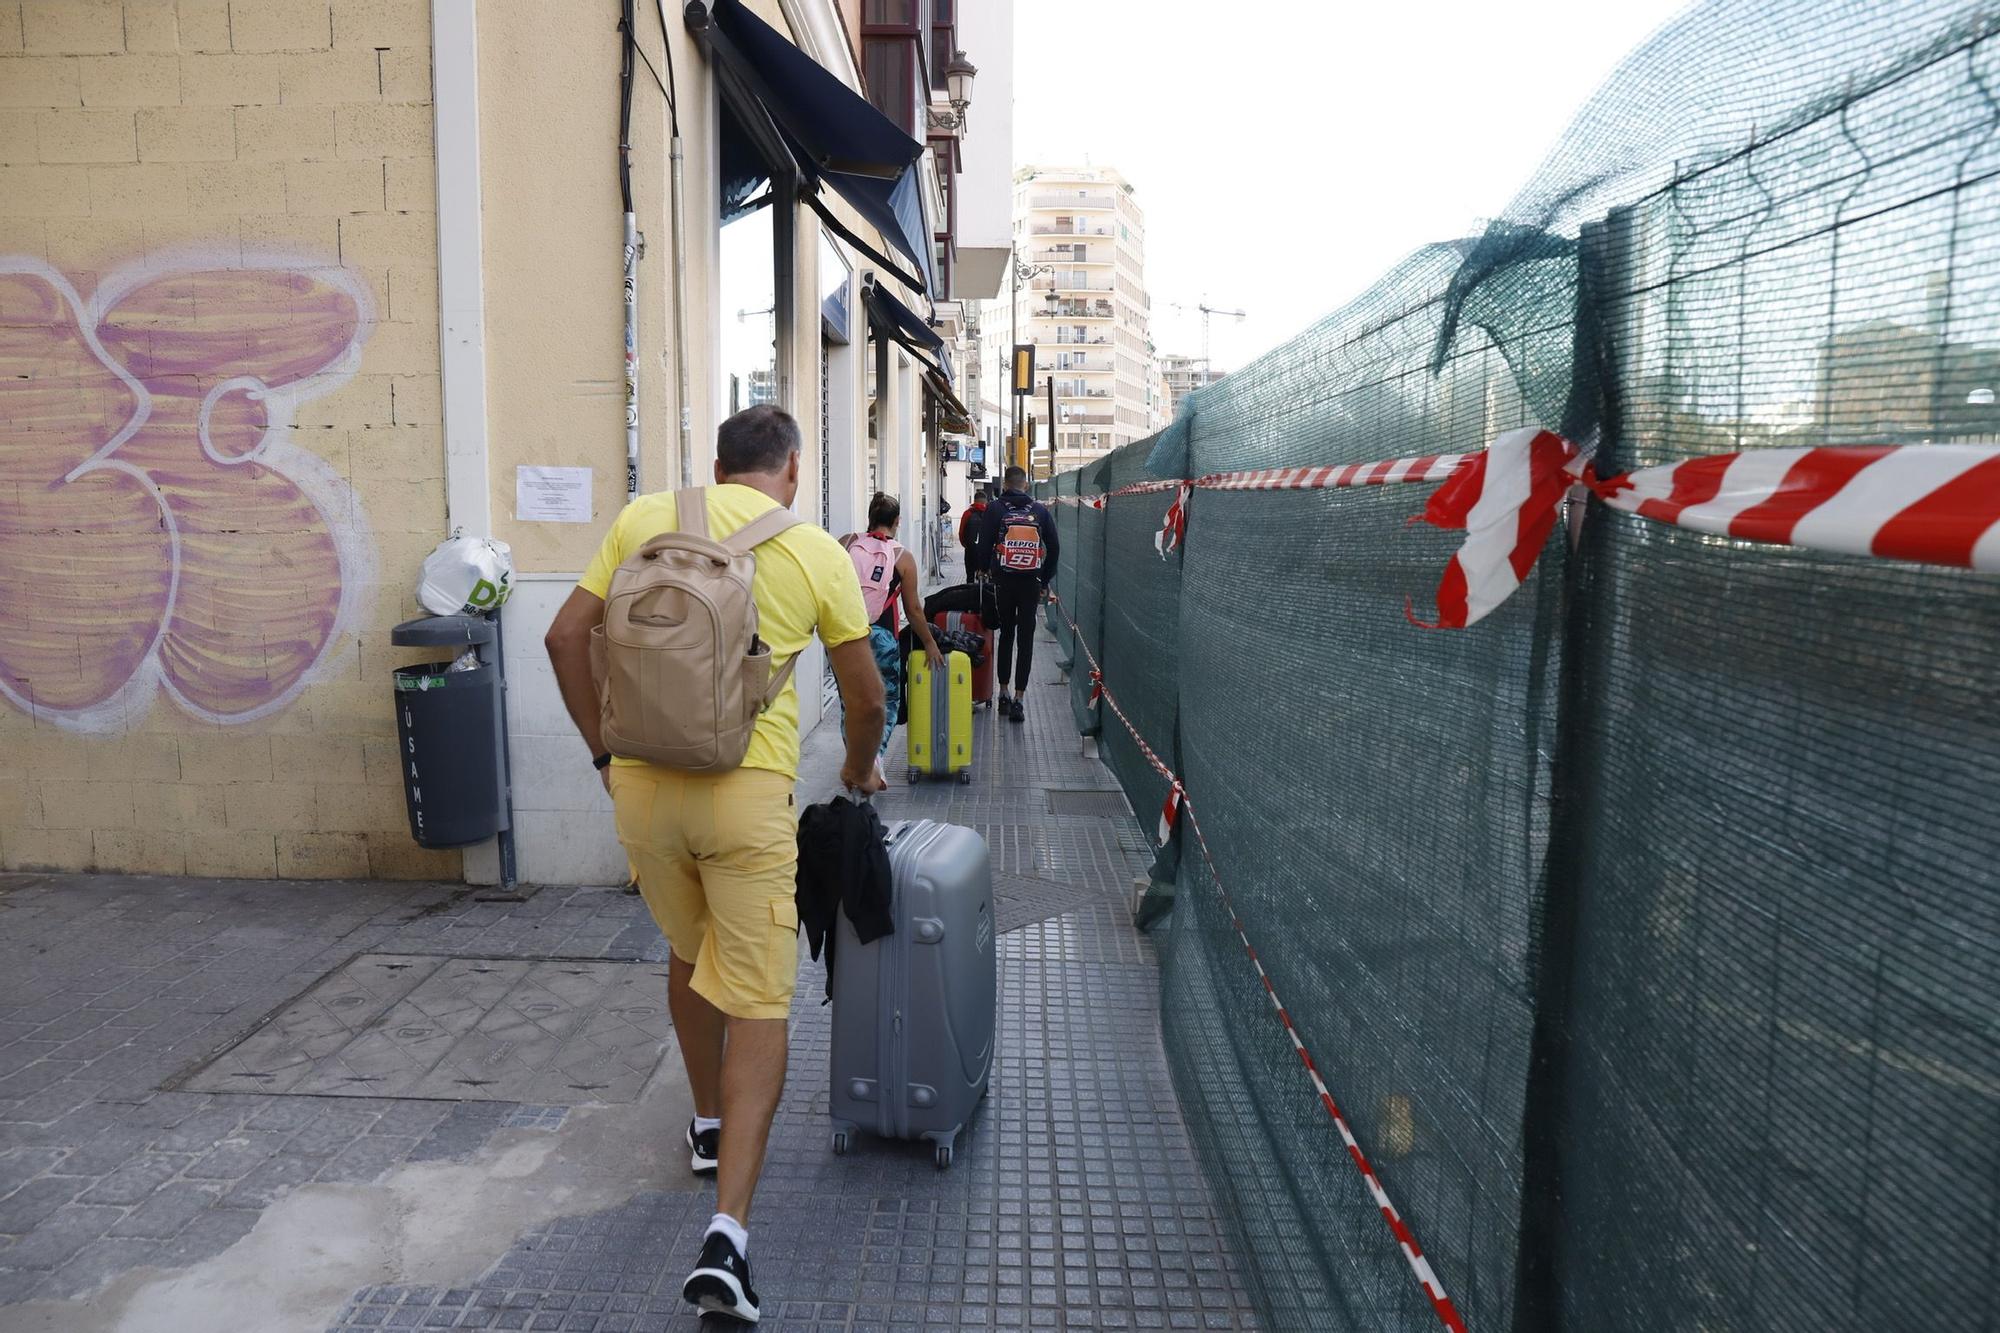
[828,819,996,1168]
[932,609,995,706]
[907,650,973,784]
[923,573,1000,623]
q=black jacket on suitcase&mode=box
[795,796,895,1000]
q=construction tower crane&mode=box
[1169,300,1248,376]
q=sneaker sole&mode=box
[684,1269,759,1323]
[685,1127,718,1176]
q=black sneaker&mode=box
[1008,697,1025,724]
[686,1119,718,1175]
[683,1229,760,1323]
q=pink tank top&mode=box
[848,533,904,627]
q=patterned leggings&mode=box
[839,624,904,759]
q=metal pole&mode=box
[489,611,517,889]
[1047,375,1056,478]
[1010,248,1020,467]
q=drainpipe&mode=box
[619,0,642,500]
[624,212,642,499]
[670,129,693,487]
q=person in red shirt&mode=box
[958,484,991,574]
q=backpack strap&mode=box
[726,502,804,708]
[675,487,709,539]
[720,503,802,555]
[759,651,801,709]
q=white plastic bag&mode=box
[415,531,515,616]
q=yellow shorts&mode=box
[608,764,801,1021]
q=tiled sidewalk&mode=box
[0,638,1260,1331]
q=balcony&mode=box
[1031,276,1114,294]
[1028,222,1114,237]
[1046,299,1115,320]
[1031,192,1116,211]
[1030,249,1112,266]
[1042,332,1111,346]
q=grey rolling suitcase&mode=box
[828,819,996,1168]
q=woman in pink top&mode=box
[842,494,944,770]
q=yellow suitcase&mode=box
[907,650,974,784]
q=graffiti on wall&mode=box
[0,251,377,732]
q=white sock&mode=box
[693,1115,721,1134]
[707,1211,749,1256]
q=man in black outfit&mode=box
[978,467,1060,723]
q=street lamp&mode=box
[926,52,979,132]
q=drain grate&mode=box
[1046,789,1132,818]
[181,954,673,1105]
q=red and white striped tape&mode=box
[1056,436,2000,630]
[1408,429,1580,629]
[1589,442,2000,569]
[1053,454,1471,510]
[1045,592,1468,1333]
[1156,781,1184,846]
[1412,436,2000,627]
[1155,483,1192,557]
[1195,454,1470,491]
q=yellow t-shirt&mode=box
[578,484,869,779]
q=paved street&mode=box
[0,636,1260,1332]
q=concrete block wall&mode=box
[0,0,453,880]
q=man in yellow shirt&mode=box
[544,405,886,1324]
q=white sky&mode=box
[1013,0,1692,374]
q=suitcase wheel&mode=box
[958,770,972,785]
[832,1130,851,1156]
[933,1143,952,1170]
[906,768,920,785]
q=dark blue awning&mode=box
[864,279,943,354]
[863,279,951,384]
[690,0,937,298]
[863,279,969,428]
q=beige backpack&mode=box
[591,488,802,773]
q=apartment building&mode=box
[0,0,1010,885]
[985,164,1154,474]
[1159,351,1227,421]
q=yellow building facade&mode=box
[0,0,1010,883]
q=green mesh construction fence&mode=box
[1051,2,2000,1329]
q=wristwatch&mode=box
[593,752,613,770]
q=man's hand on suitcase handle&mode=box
[841,762,887,796]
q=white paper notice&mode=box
[515,466,593,523]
